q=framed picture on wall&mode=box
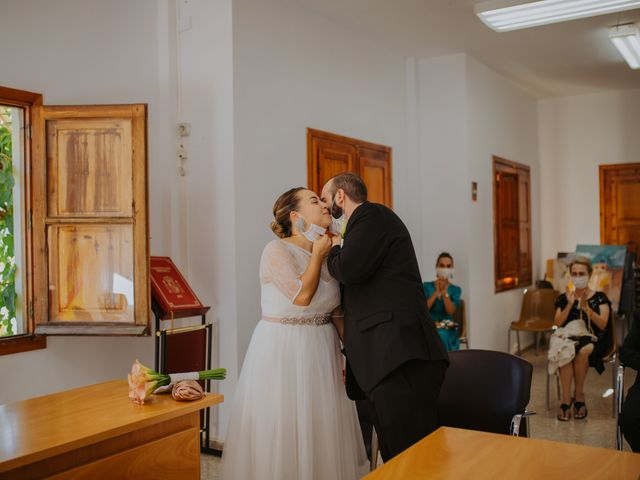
[576,244,627,313]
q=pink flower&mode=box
[172,380,204,401]
[126,359,226,405]
[127,359,168,405]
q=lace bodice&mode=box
[259,239,340,319]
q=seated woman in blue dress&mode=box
[422,252,462,351]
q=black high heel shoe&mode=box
[574,401,588,420]
[557,400,573,421]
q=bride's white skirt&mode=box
[221,320,369,480]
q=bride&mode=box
[221,187,368,479]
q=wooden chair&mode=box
[453,299,468,349]
[616,363,626,451]
[509,289,558,355]
[546,312,618,417]
[601,313,619,418]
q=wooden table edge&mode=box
[0,380,224,473]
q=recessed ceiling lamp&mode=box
[609,23,640,68]
[476,0,640,32]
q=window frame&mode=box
[0,86,46,355]
[493,156,532,293]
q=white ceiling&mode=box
[289,0,640,97]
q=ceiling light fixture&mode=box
[476,0,640,32]
[610,23,640,69]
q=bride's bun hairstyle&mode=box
[271,187,305,238]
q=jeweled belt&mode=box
[262,313,331,326]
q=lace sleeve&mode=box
[259,240,303,303]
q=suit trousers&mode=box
[367,359,447,461]
[621,383,640,452]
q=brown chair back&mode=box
[516,288,558,328]
[453,299,466,338]
[601,311,617,360]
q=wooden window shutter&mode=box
[31,104,150,335]
[517,166,532,287]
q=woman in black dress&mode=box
[551,257,611,421]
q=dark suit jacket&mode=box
[327,202,448,395]
[621,310,640,387]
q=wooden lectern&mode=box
[149,256,219,455]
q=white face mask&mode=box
[295,217,326,242]
[328,194,346,237]
[436,268,454,280]
[571,275,589,290]
[329,216,345,237]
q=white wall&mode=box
[232,0,409,368]
[411,53,470,296]
[539,89,640,265]
[465,56,541,351]
[174,0,237,439]
[0,0,172,402]
[0,0,411,442]
[410,53,541,352]
[1,0,577,445]
[0,0,240,442]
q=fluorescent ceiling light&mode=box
[476,0,640,32]
[610,23,640,68]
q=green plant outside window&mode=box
[0,107,17,337]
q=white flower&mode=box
[10,318,17,333]
[0,306,8,320]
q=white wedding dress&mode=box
[221,239,368,480]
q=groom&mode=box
[321,172,449,461]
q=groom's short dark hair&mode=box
[331,172,367,203]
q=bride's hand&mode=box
[312,234,332,257]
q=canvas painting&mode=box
[575,244,627,313]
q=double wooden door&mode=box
[307,129,392,207]
[600,163,640,255]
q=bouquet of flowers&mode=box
[128,359,226,405]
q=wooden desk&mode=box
[364,427,640,480]
[0,380,223,479]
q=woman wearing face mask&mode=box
[222,187,368,480]
[422,252,462,351]
[548,257,611,422]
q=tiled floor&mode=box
[201,349,635,478]
[201,454,222,480]
[522,348,631,451]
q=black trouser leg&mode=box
[367,359,447,461]
[621,384,640,452]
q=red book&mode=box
[150,256,210,319]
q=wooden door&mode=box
[308,136,357,194]
[307,128,392,208]
[600,163,640,256]
[32,104,149,334]
[359,146,392,206]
